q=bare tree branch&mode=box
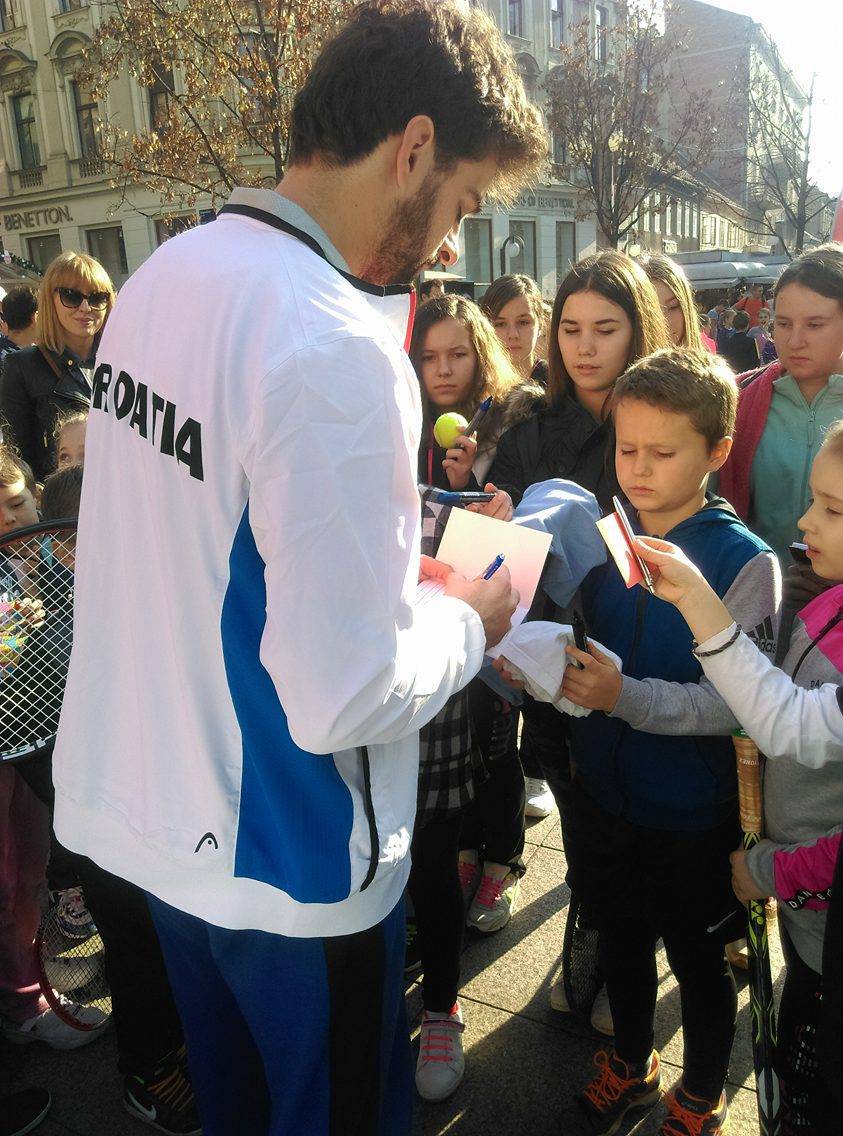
[742,46,828,256]
[545,0,720,248]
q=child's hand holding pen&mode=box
[466,483,513,521]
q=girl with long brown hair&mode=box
[409,293,542,491]
[480,273,549,385]
[490,249,669,511]
[637,252,705,352]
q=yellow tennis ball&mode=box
[433,412,468,450]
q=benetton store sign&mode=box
[3,206,73,231]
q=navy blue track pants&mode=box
[148,894,412,1136]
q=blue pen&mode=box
[480,553,505,580]
[426,489,496,506]
[464,396,493,438]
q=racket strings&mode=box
[38,892,112,1028]
[0,527,76,761]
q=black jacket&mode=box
[0,345,91,480]
[487,393,617,511]
[721,331,758,376]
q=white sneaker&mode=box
[550,972,571,1012]
[415,1004,465,1102]
[589,985,614,1036]
[2,997,109,1049]
[524,777,555,819]
[466,869,520,934]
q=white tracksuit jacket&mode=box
[53,191,485,937]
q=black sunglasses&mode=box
[56,286,110,310]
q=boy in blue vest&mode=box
[560,348,780,1136]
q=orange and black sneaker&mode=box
[661,1086,729,1136]
[577,1048,662,1135]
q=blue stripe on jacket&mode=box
[221,505,354,902]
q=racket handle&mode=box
[733,729,763,836]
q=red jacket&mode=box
[717,360,785,519]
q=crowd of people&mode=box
[0,3,841,1136]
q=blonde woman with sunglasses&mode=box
[0,251,114,480]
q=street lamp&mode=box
[499,234,524,277]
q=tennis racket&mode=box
[733,729,782,1136]
[35,887,111,1033]
[0,518,77,765]
[562,892,602,1016]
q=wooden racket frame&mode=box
[733,730,782,1136]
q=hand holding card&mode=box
[595,496,655,592]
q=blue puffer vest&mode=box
[571,498,771,832]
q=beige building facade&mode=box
[0,0,210,287]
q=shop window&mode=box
[27,233,61,272]
[86,226,128,281]
[508,219,537,280]
[462,218,492,284]
[154,216,196,246]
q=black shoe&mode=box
[0,1088,51,1136]
[577,1049,662,1136]
[124,1051,201,1135]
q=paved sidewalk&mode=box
[3,810,778,1135]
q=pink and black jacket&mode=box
[746,583,843,974]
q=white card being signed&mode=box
[421,508,551,653]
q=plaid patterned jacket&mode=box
[416,489,486,826]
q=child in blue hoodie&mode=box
[560,348,781,1136]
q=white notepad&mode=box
[416,508,552,653]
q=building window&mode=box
[154,216,196,246]
[0,1,20,31]
[12,92,40,170]
[462,217,492,284]
[653,192,661,234]
[508,0,523,38]
[58,0,84,10]
[556,221,575,285]
[595,6,608,63]
[27,233,61,272]
[692,208,699,240]
[640,196,650,233]
[72,81,100,159]
[86,227,128,281]
[508,219,537,280]
[149,63,174,133]
[550,0,564,47]
[552,130,568,165]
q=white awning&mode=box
[680,260,785,288]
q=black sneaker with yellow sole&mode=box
[577,1048,662,1136]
